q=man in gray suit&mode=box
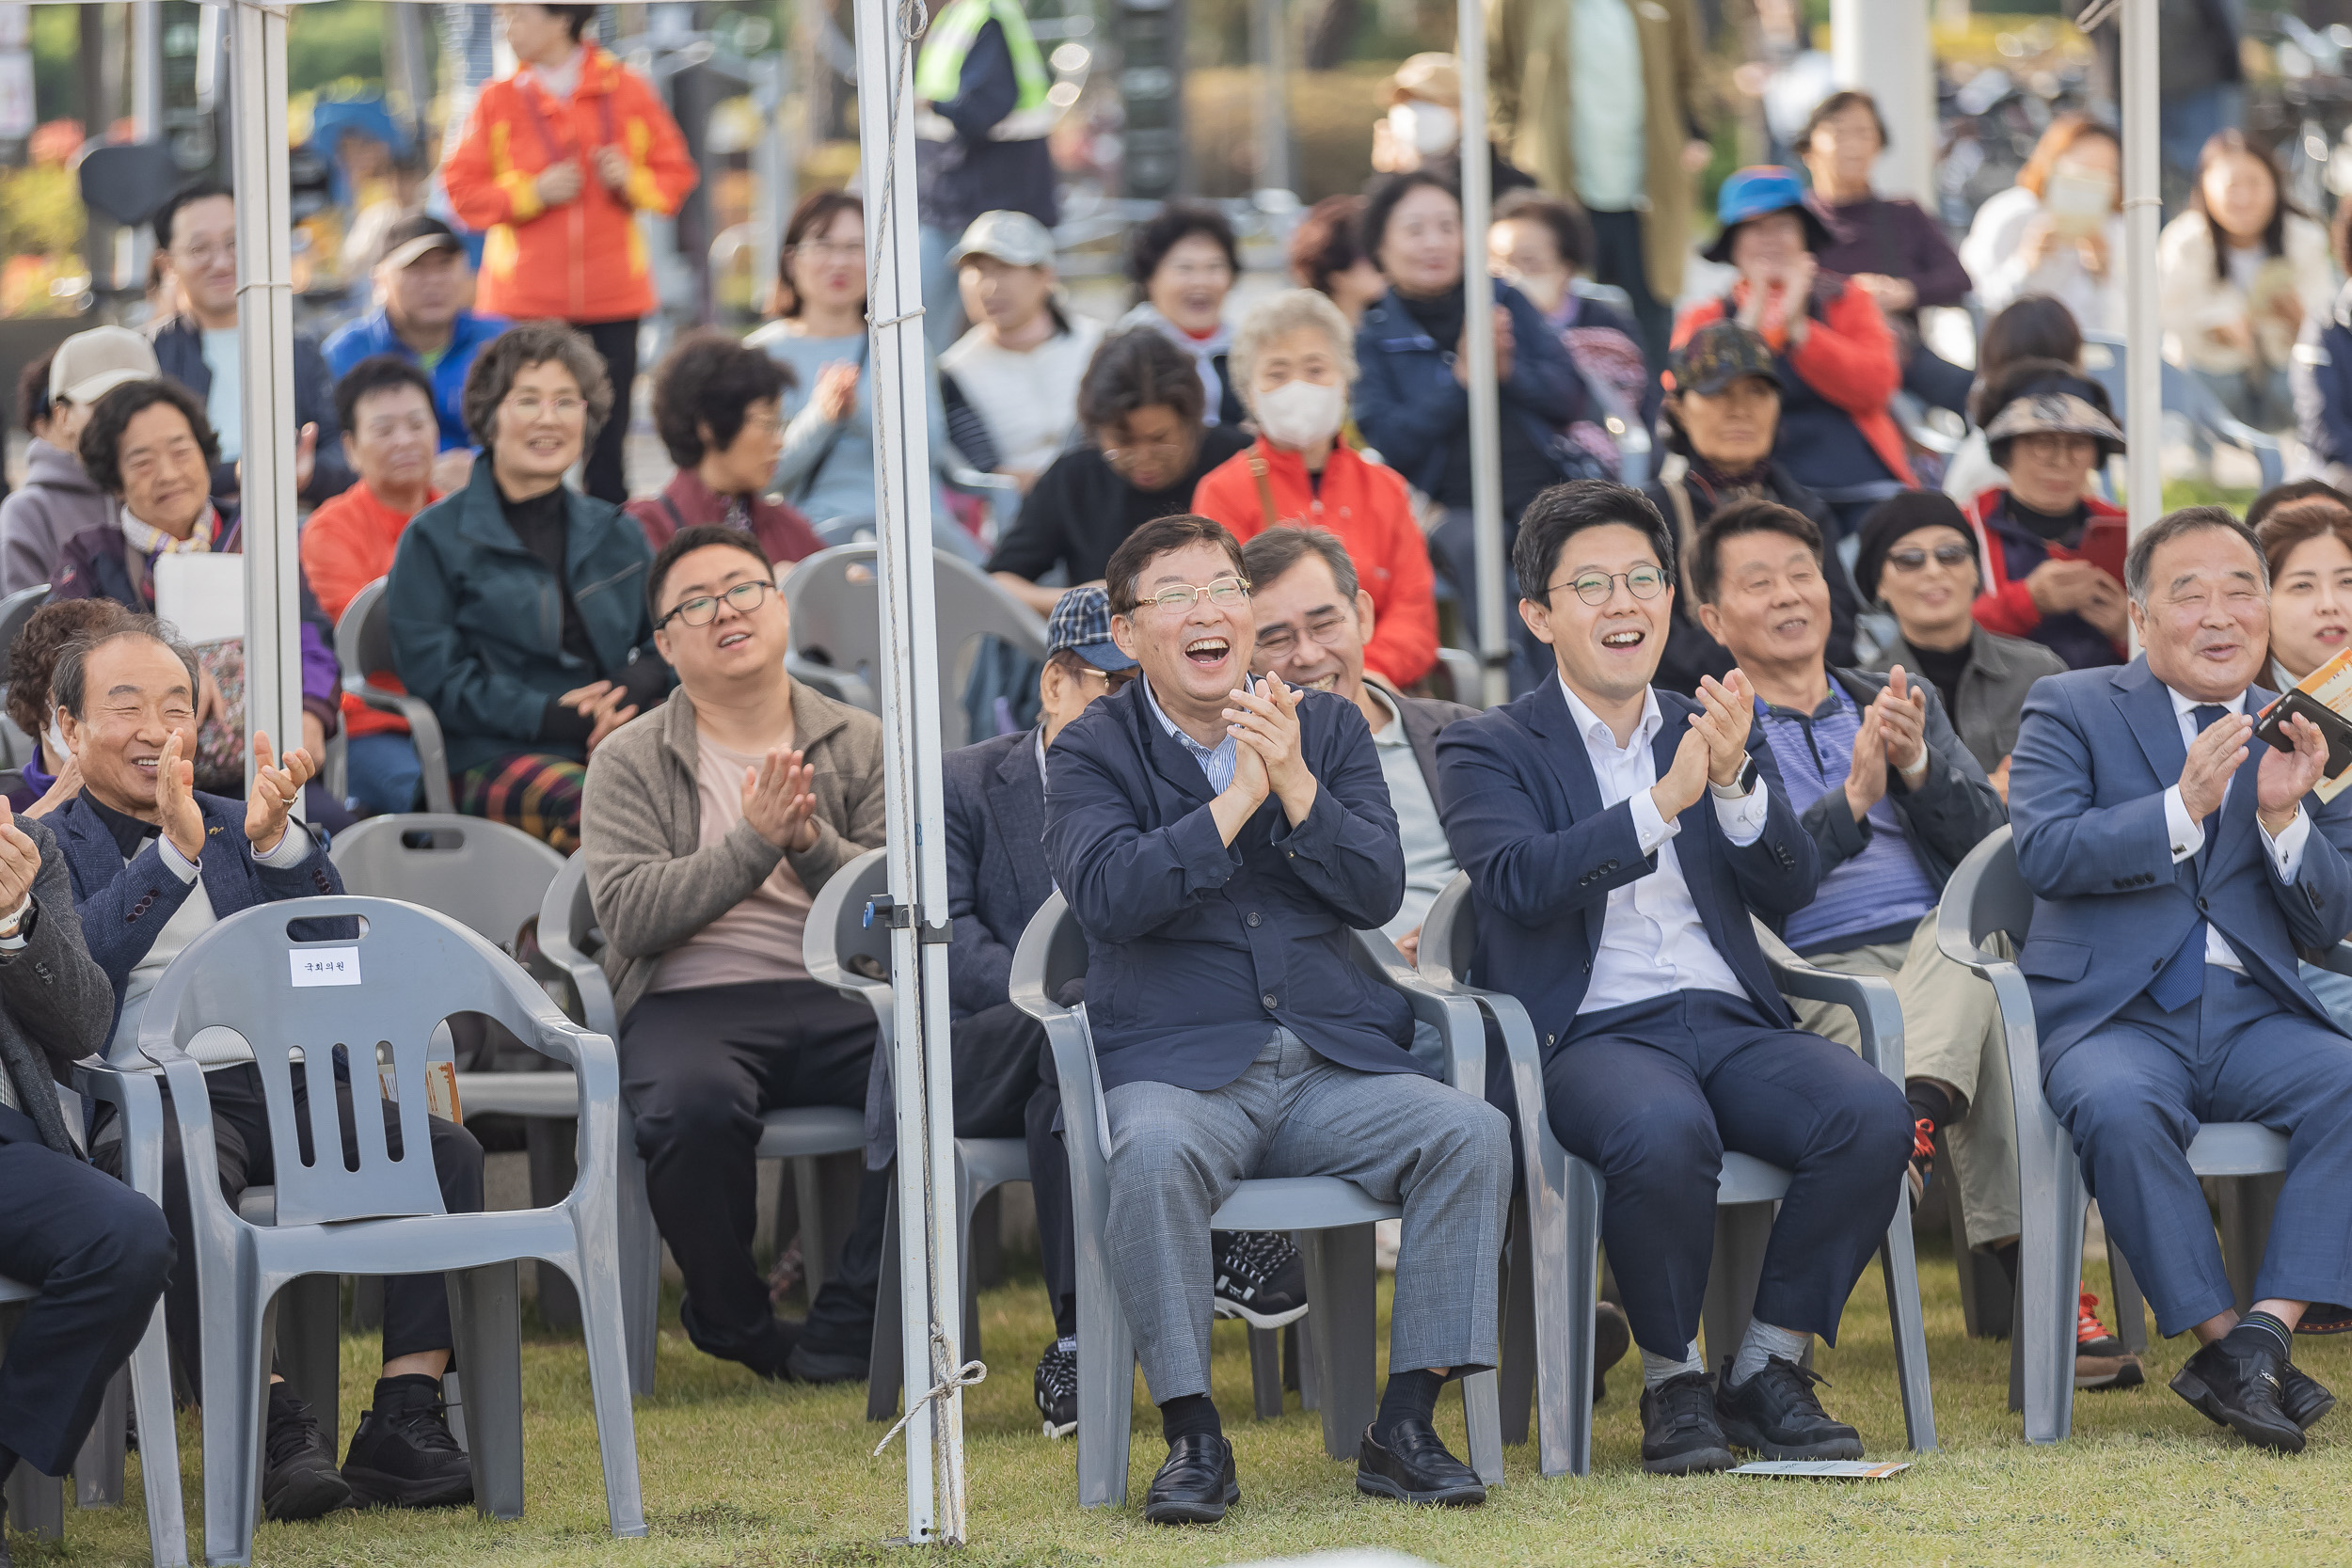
[944,586,1308,1441]
[0,801,172,1560]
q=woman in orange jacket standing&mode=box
[443,4,696,503]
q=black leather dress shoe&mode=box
[2170,1333,2305,1452]
[1356,1419,1486,1506]
[1639,1370,1733,1475]
[2281,1362,2337,1432]
[1143,1434,1237,1525]
[1716,1357,1864,1461]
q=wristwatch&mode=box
[1708,756,1759,800]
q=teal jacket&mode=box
[387,463,668,776]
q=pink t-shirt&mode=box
[648,730,814,991]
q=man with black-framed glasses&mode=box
[581,524,896,1385]
[1436,480,1912,1475]
[1043,514,1511,1521]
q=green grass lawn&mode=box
[31,1238,2352,1568]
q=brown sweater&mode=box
[580,678,886,1024]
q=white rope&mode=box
[871,1331,987,1458]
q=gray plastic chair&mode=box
[0,580,50,667]
[781,544,1049,748]
[533,853,867,1397]
[1431,647,1486,710]
[328,813,565,948]
[0,1076,185,1566]
[334,578,454,814]
[1418,872,1938,1477]
[1009,891,1503,1507]
[797,847,1033,1421]
[2081,333,2286,490]
[1936,825,2293,1444]
[135,896,643,1564]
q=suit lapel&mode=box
[992,733,1055,913]
[2110,657,2186,794]
[1523,678,1605,828]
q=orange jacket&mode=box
[1673,278,1916,489]
[300,480,438,738]
[1191,438,1438,687]
[442,46,697,324]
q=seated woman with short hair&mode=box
[627,329,824,568]
[389,322,672,853]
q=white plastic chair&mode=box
[534,853,867,1398]
[135,897,642,1565]
[1010,891,1504,1506]
[798,847,1033,1421]
[781,544,1048,747]
[1936,826,2294,1443]
[1417,872,1938,1477]
[334,578,454,814]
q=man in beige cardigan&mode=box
[578,524,898,1383]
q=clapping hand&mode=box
[1653,672,1756,818]
[2257,711,2331,835]
[244,730,316,856]
[0,797,42,927]
[154,731,207,864]
[1875,666,1930,777]
[1226,674,1315,820]
[741,748,820,851]
[2178,710,2254,826]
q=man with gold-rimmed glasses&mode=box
[1041,515,1511,1522]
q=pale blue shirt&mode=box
[202,327,243,464]
[1569,0,1647,212]
[1142,673,1242,794]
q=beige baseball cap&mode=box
[949,210,1056,269]
[49,325,160,406]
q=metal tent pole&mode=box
[849,0,968,1544]
[2119,0,2160,541]
[1248,0,1292,199]
[225,0,305,801]
[1456,0,1507,706]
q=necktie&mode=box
[2149,703,2231,1012]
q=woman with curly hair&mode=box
[627,330,823,567]
[388,322,671,851]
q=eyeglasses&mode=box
[1140,576,1249,614]
[1884,543,1975,576]
[1550,567,1669,606]
[504,393,587,422]
[1079,665,1138,692]
[792,239,865,261]
[658,578,773,629]
[1101,432,1193,467]
[1254,611,1352,658]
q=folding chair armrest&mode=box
[72,1057,170,1197]
[139,1039,242,1229]
[540,939,619,1040]
[1932,891,1998,972]
[946,465,1020,496]
[1354,927,1486,1094]
[1769,953,1907,1083]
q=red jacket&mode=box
[624,469,825,569]
[298,481,439,738]
[442,46,697,323]
[1673,278,1916,489]
[1963,483,2129,659]
[1191,438,1438,687]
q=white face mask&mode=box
[44,708,70,771]
[1389,101,1460,158]
[1254,378,1347,451]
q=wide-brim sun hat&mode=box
[1983,382,2126,465]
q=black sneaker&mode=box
[1035,1338,1078,1439]
[263,1385,355,1521]
[1638,1370,1733,1475]
[2281,1361,2338,1432]
[1716,1357,1864,1461]
[2170,1330,2305,1452]
[1211,1230,1309,1329]
[342,1374,474,1509]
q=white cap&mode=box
[50,325,160,407]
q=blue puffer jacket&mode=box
[387,463,670,775]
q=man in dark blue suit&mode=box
[2010,506,2352,1452]
[53,619,483,1518]
[945,585,1306,1442]
[1435,481,1913,1475]
[1041,515,1510,1521]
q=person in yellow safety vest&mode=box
[914,0,1061,351]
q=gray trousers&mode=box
[1103,1028,1512,1403]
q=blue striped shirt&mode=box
[1755,682,1938,956]
[1143,673,1241,794]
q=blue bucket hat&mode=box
[1044,585,1138,673]
[1702,166,1834,265]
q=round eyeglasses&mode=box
[1549,567,1669,606]
[658,578,773,630]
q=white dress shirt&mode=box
[2159,685,2310,975]
[1562,678,1770,1015]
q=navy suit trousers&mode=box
[1545,990,1913,1360]
[0,1113,174,1477]
[2044,967,2352,1336]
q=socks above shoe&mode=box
[1729,1321,1811,1387]
[1641,1338,1706,1391]
[1371,1368,1444,1447]
[2234,1310,2296,1361]
[1160,1392,1221,1446]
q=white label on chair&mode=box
[290,947,362,987]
